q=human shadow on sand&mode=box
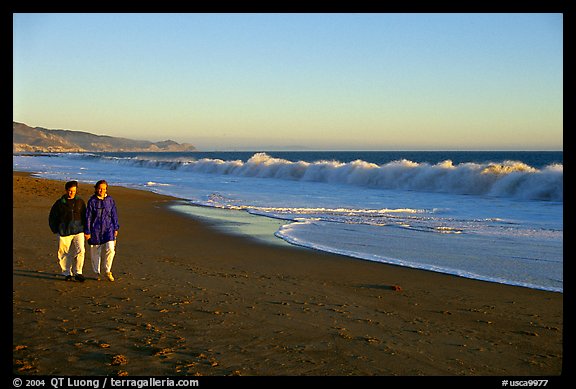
[13,269,98,281]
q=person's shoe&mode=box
[75,274,86,282]
[64,275,73,281]
[106,272,115,282]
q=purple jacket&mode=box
[84,194,119,245]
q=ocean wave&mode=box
[77,152,563,202]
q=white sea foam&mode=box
[146,181,171,187]
[275,219,563,292]
[87,152,562,201]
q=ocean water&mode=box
[13,151,563,292]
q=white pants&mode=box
[58,233,85,276]
[90,240,116,275]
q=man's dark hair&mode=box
[65,180,78,190]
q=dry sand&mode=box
[12,171,563,376]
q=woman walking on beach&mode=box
[48,180,87,282]
[85,180,120,281]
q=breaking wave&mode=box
[77,152,564,202]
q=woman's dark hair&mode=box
[94,180,108,193]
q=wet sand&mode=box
[12,171,563,376]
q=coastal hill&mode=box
[13,121,196,153]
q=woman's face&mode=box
[96,183,107,198]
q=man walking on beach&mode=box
[48,180,87,282]
[84,180,119,282]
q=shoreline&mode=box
[153,199,564,293]
[13,171,563,376]
[167,202,294,248]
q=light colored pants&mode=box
[90,240,116,275]
[58,233,85,276]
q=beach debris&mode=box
[33,308,46,314]
[117,370,129,376]
[14,345,28,351]
[111,354,128,366]
[99,343,111,348]
[391,285,402,292]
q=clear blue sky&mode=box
[13,13,563,150]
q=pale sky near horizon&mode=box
[13,13,563,151]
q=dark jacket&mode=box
[49,195,87,236]
[84,194,119,245]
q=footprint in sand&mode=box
[110,354,128,366]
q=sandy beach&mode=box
[12,171,563,376]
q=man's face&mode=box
[67,186,77,199]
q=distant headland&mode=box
[13,121,196,153]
